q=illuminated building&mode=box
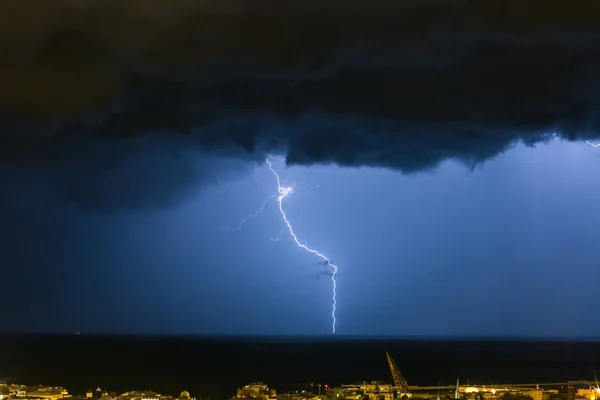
[15,386,69,400]
[0,387,11,400]
[522,390,544,400]
[235,383,277,400]
[179,392,191,400]
[577,388,600,400]
[278,393,321,400]
[119,391,172,400]
[360,382,395,400]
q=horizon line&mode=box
[2,333,600,342]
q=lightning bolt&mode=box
[221,195,276,232]
[265,158,338,334]
[587,140,600,148]
[225,158,338,333]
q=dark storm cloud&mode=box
[2,0,600,208]
[54,140,252,210]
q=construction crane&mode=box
[386,351,410,394]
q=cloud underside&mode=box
[2,0,600,208]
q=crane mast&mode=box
[386,351,409,394]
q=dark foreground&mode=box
[1,335,600,400]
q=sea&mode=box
[2,335,600,400]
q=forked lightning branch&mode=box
[223,158,338,334]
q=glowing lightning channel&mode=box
[587,140,600,148]
[221,195,276,232]
[265,158,338,334]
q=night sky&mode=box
[2,0,600,337]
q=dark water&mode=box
[2,335,600,400]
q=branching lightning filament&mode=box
[265,159,338,334]
[221,195,276,232]
[225,158,338,334]
[587,140,600,148]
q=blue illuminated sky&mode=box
[3,139,600,336]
